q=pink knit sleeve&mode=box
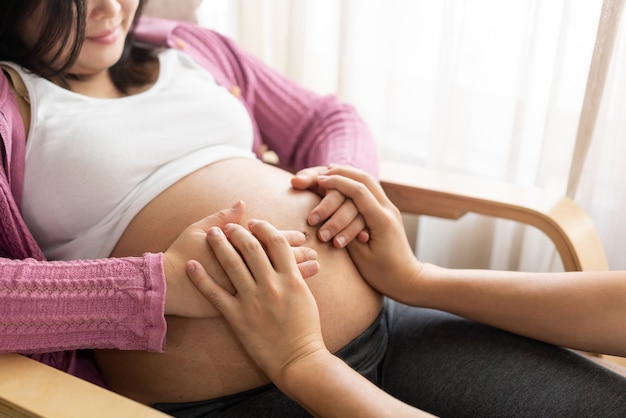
[0,253,167,354]
[255,81,380,175]
[248,63,380,174]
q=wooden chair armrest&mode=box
[0,354,167,418]
[379,160,608,272]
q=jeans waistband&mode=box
[334,303,388,380]
[153,303,388,416]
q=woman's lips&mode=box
[87,26,122,45]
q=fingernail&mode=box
[186,261,196,273]
[336,235,346,248]
[319,229,331,242]
[309,214,320,225]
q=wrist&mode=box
[401,260,432,307]
[409,262,450,309]
[162,252,177,316]
[275,347,335,397]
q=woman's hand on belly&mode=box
[163,201,320,319]
[291,165,369,248]
[186,219,326,384]
[100,160,383,403]
[187,220,426,418]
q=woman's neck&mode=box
[67,70,125,98]
[66,60,158,98]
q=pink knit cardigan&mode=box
[0,17,378,383]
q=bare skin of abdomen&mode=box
[94,158,383,405]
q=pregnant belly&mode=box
[93,158,383,404]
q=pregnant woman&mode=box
[0,0,381,408]
[3,1,625,417]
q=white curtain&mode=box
[197,0,626,271]
[576,6,626,271]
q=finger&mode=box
[293,247,319,279]
[297,260,320,280]
[206,226,258,294]
[291,166,328,195]
[315,198,358,243]
[291,166,324,188]
[324,165,389,204]
[194,200,246,232]
[290,167,316,189]
[199,238,237,295]
[186,260,241,321]
[330,215,368,248]
[357,229,370,243]
[308,189,345,228]
[292,246,318,265]
[248,219,300,274]
[223,222,279,282]
[281,230,306,247]
[316,174,391,226]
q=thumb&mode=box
[196,201,246,232]
[291,166,329,191]
[291,171,314,190]
[186,260,237,318]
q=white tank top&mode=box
[3,49,256,260]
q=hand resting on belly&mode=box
[93,158,383,404]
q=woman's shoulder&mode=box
[0,64,29,191]
[136,16,250,90]
[0,68,23,132]
[0,65,29,138]
[135,16,229,49]
[0,67,14,108]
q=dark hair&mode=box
[0,0,157,93]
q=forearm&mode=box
[0,254,166,354]
[279,350,432,418]
[413,263,626,356]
